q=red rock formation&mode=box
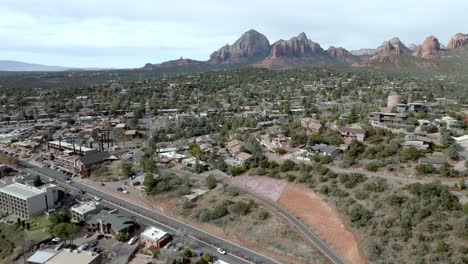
[447,33,468,49]
[412,36,441,58]
[209,29,270,64]
[327,46,352,57]
[375,37,411,56]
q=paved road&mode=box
[20,161,279,264]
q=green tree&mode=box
[143,173,156,193]
[121,162,133,177]
[447,144,459,160]
[52,223,77,245]
[116,231,130,241]
[33,175,43,187]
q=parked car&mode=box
[78,244,89,251]
[128,235,139,245]
[94,196,102,201]
[54,242,64,251]
[51,237,62,243]
[122,189,129,194]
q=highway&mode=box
[19,161,281,264]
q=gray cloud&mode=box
[0,0,467,67]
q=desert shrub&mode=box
[348,203,372,226]
[365,161,380,172]
[339,173,367,189]
[254,210,270,221]
[229,200,253,216]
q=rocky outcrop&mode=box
[327,46,359,63]
[257,33,332,68]
[412,36,441,58]
[209,29,271,64]
[447,33,468,49]
[268,32,326,58]
[375,37,411,56]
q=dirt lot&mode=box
[228,176,288,201]
[278,184,367,264]
[148,187,328,264]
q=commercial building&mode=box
[140,226,172,250]
[45,249,100,264]
[48,141,97,156]
[0,182,58,219]
[71,202,103,222]
[84,210,135,235]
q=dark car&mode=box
[97,234,104,240]
[78,190,85,194]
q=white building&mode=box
[140,226,171,249]
[0,182,58,219]
[71,202,103,222]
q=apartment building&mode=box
[0,182,58,219]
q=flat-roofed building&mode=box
[71,202,103,222]
[140,226,172,249]
[0,182,58,219]
[48,141,97,156]
[45,249,100,264]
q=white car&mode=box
[51,237,62,243]
[66,180,71,184]
[216,248,226,255]
[78,244,88,251]
[128,235,139,245]
[94,196,102,201]
[49,178,55,182]
[122,189,129,194]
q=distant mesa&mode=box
[144,57,205,69]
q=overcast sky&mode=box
[1,0,467,68]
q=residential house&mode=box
[226,140,243,156]
[339,127,366,142]
[236,152,254,165]
[300,118,325,133]
[310,144,341,158]
[368,112,408,126]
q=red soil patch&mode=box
[228,176,288,201]
[279,184,367,264]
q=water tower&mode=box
[387,93,402,110]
